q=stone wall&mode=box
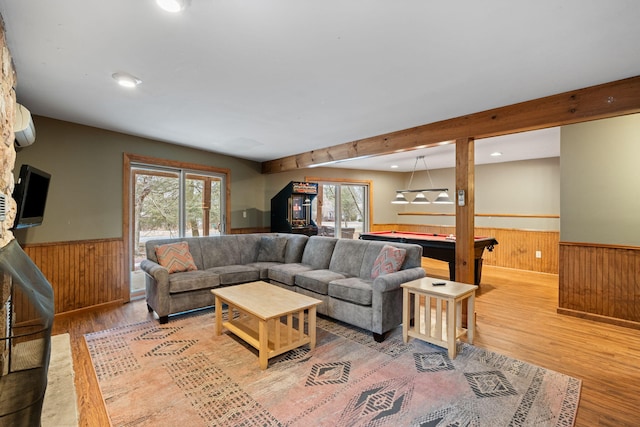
[0,15,16,378]
[0,15,16,248]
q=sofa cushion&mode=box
[257,236,288,262]
[155,241,198,274]
[200,236,244,269]
[329,239,368,277]
[301,236,338,269]
[295,269,348,295]
[282,234,309,263]
[245,261,281,280]
[206,265,260,285]
[234,234,264,264]
[168,270,219,293]
[371,245,406,279]
[328,277,373,306]
[268,263,314,286]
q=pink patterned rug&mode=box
[85,310,580,426]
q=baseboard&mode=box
[557,307,640,330]
[54,299,125,320]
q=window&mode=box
[306,177,371,239]
[124,154,229,299]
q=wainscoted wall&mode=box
[17,229,267,318]
[558,242,640,328]
[17,225,557,318]
[372,223,559,274]
[21,228,639,330]
[17,238,126,320]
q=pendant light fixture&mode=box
[391,155,453,205]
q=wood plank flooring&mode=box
[52,261,640,426]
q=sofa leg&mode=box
[147,304,154,313]
[158,315,169,324]
[372,332,387,343]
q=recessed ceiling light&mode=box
[490,151,503,157]
[390,165,399,169]
[112,72,142,88]
[156,0,188,13]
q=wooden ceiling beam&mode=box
[261,75,640,174]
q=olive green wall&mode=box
[263,157,560,231]
[14,116,407,244]
[476,157,560,230]
[14,115,565,245]
[384,157,560,231]
[13,116,263,244]
[561,114,640,245]
[262,167,406,226]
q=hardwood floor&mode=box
[52,261,640,426]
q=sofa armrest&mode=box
[140,259,171,320]
[140,259,169,285]
[371,267,426,293]
[371,267,426,335]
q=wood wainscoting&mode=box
[18,238,127,321]
[16,230,269,319]
[558,242,640,328]
[372,223,559,274]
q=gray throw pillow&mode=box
[257,236,288,263]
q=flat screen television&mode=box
[12,164,51,229]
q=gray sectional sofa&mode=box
[140,233,425,341]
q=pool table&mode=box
[359,231,498,285]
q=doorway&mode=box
[309,179,370,239]
[126,156,228,299]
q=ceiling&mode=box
[321,127,561,172]
[1,1,638,172]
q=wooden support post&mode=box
[455,137,475,285]
[456,138,475,328]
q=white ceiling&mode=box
[321,127,561,172]
[1,1,638,171]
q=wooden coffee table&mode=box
[211,281,322,369]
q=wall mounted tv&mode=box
[12,164,51,229]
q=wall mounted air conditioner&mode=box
[14,103,36,147]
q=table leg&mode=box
[215,296,222,336]
[467,293,475,344]
[259,319,268,370]
[447,298,456,359]
[402,288,410,343]
[308,307,317,350]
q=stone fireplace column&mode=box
[1,17,17,249]
[0,16,17,380]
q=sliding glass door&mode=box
[313,181,369,239]
[129,164,225,297]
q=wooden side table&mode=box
[401,277,478,359]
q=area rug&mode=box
[42,333,79,427]
[85,311,580,426]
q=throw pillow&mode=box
[371,245,406,279]
[155,241,198,273]
[257,236,288,263]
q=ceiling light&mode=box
[411,192,430,204]
[391,193,409,204]
[391,155,453,205]
[156,0,188,13]
[433,191,454,204]
[390,164,399,169]
[490,151,503,157]
[112,72,142,88]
